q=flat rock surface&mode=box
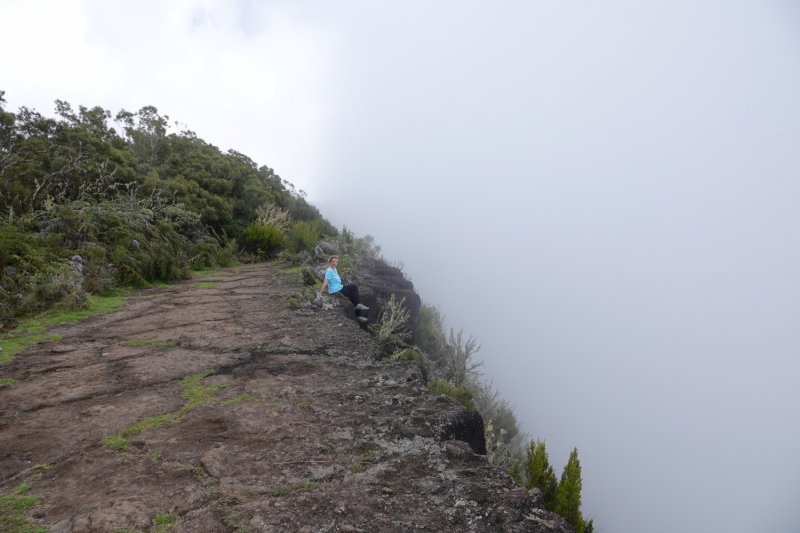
[0,263,571,533]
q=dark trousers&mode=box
[339,284,361,307]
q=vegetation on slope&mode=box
[0,90,335,326]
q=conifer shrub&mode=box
[427,378,474,409]
[522,439,559,511]
[243,222,284,258]
[555,448,586,533]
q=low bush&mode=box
[242,222,284,258]
[300,267,318,286]
[289,220,321,252]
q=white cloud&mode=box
[0,0,113,90]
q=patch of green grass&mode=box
[13,294,127,333]
[278,266,303,273]
[219,395,262,405]
[153,513,178,533]
[0,335,62,363]
[179,371,228,412]
[349,464,364,474]
[291,481,319,492]
[0,494,47,533]
[1,294,127,363]
[124,339,176,348]
[0,378,19,387]
[361,444,373,457]
[187,282,218,289]
[268,486,290,497]
[148,451,162,460]
[119,413,182,436]
[269,397,281,403]
[32,464,54,471]
[296,400,311,408]
[239,488,260,498]
[101,434,131,451]
[177,463,194,470]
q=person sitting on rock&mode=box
[319,255,369,322]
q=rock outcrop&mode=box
[320,257,422,334]
[0,263,572,533]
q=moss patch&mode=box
[0,378,19,387]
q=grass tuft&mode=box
[291,481,319,492]
[0,494,47,533]
[0,378,19,387]
[153,513,178,533]
[268,486,290,497]
[101,434,131,451]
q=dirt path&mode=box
[0,263,571,533]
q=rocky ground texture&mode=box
[0,263,573,533]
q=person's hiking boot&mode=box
[356,316,368,323]
[355,303,369,310]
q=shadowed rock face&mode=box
[0,263,572,533]
[355,258,422,333]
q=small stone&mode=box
[381,487,394,495]
[298,528,311,533]
[341,526,356,532]
[445,443,462,457]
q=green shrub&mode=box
[242,222,284,258]
[394,349,421,362]
[289,220,321,252]
[300,267,318,286]
[428,378,474,409]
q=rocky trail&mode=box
[0,263,572,533]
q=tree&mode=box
[555,447,586,533]
[522,439,559,511]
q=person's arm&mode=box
[320,279,328,294]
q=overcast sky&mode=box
[3,1,800,532]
